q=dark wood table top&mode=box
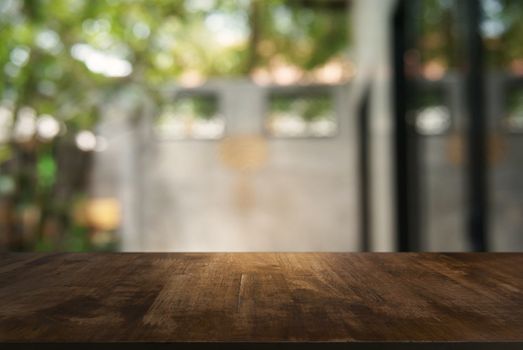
[0,253,522,349]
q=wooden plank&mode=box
[0,253,522,349]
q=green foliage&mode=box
[507,89,523,113]
[1,0,350,123]
[62,226,90,252]
[0,0,351,251]
[412,87,445,109]
[36,152,56,189]
[417,0,455,67]
[417,0,523,69]
[484,0,523,67]
[271,94,332,122]
[177,95,218,120]
[255,0,349,70]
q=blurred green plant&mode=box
[482,0,523,68]
[271,94,332,122]
[506,88,523,130]
[178,95,218,121]
[412,0,523,73]
[0,0,350,251]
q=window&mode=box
[265,88,337,138]
[155,93,224,140]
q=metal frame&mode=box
[392,0,421,251]
[392,0,490,252]
[358,87,371,251]
[461,0,489,251]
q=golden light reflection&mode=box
[83,198,121,231]
[219,135,269,212]
[422,60,447,81]
[219,134,268,172]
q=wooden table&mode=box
[1,253,522,349]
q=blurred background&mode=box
[0,0,521,252]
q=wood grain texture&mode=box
[0,253,522,346]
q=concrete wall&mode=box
[136,80,360,252]
[90,0,400,252]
